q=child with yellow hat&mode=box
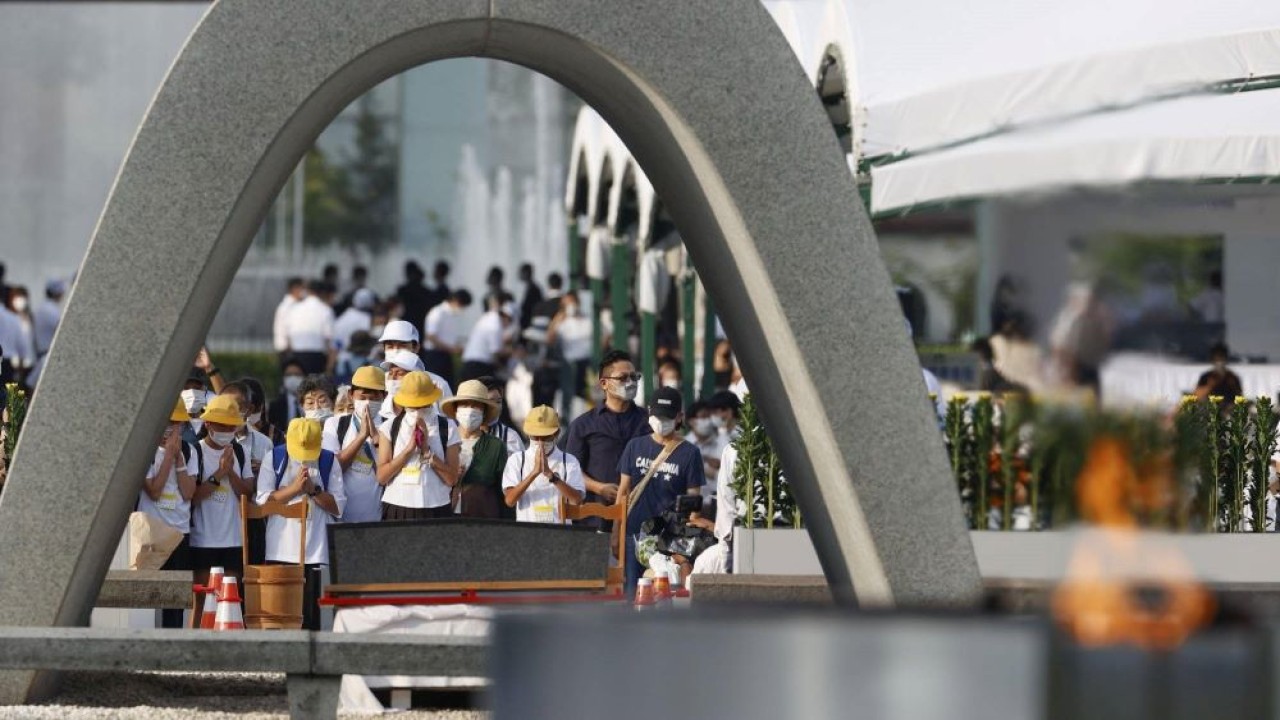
[502,405,584,524]
[256,417,345,630]
[190,394,252,589]
[322,365,386,523]
[374,371,461,520]
[139,398,200,628]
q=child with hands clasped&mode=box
[256,418,345,630]
[375,371,461,520]
[503,405,585,523]
[189,394,253,588]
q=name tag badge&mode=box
[350,455,374,475]
[400,464,422,486]
[157,492,178,511]
[531,501,556,523]
[213,485,230,503]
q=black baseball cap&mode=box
[649,386,683,420]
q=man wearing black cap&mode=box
[616,386,705,590]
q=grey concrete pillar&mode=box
[0,0,980,701]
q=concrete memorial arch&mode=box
[0,0,980,699]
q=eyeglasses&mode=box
[604,372,643,382]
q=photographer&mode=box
[616,387,705,590]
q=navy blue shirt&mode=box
[616,436,705,536]
[565,403,650,498]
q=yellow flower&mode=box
[1180,394,1198,406]
[976,392,992,400]
[1235,396,1247,405]
[1209,395,1225,404]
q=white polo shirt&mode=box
[462,311,505,364]
[272,294,298,353]
[139,444,198,534]
[378,412,461,509]
[255,454,345,565]
[284,295,334,353]
[501,446,585,524]
[424,302,466,351]
[190,441,249,549]
[333,307,371,350]
[322,414,381,523]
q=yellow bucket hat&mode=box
[351,365,386,392]
[286,418,323,462]
[523,405,561,437]
[394,371,442,409]
[169,398,191,423]
[200,394,243,427]
[441,379,500,425]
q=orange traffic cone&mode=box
[213,576,245,631]
[198,566,225,629]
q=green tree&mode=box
[338,96,399,251]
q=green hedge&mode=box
[209,352,283,397]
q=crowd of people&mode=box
[0,258,746,627]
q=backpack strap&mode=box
[390,413,405,448]
[231,441,247,476]
[272,444,289,487]
[317,449,334,492]
[338,415,352,443]
[192,441,206,485]
[438,415,450,454]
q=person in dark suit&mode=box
[268,356,306,433]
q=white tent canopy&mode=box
[871,87,1280,214]
[764,0,1280,163]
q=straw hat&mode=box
[169,398,191,423]
[351,365,385,392]
[441,380,500,425]
[394,371,442,409]
[200,395,243,427]
[286,418,323,462]
[523,405,561,437]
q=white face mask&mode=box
[404,407,434,427]
[532,438,557,454]
[609,379,639,402]
[208,430,236,446]
[691,418,713,437]
[11,297,27,313]
[283,375,303,394]
[385,378,402,400]
[649,416,677,437]
[181,388,207,414]
[710,415,727,430]
[305,407,334,422]
[245,411,262,426]
[661,378,681,390]
[455,407,484,432]
[353,399,372,417]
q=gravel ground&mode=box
[0,672,488,720]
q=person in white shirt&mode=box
[380,347,452,419]
[284,280,337,375]
[375,371,461,520]
[189,395,253,589]
[422,289,474,389]
[140,399,199,628]
[0,305,31,386]
[684,400,727,501]
[460,297,514,382]
[272,277,306,355]
[322,366,387,523]
[256,418,345,630]
[546,291,594,416]
[690,442,737,575]
[503,405,584,523]
[333,287,376,353]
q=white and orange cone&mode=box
[198,566,225,629]
[213,576,244,631]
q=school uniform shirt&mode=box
[190,441,250,549]
[616,436,706,537]
[424,302,466,351]
[489,421,526,456]
[378,412,461,509]
[237,427,273,475]
[322,413,381,523]
[138,445,198,534]
[461,310,505,364]
[255,453,345,565]
[332,307,371,351]
[501,447,586,524]
[284,295,335,352]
